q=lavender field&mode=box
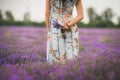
[0,26,120,80]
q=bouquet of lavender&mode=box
[52,19,71,31]
[52,20,64,29]
[52,19,72,39]
[52,19,67,39]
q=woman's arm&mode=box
[45,0,51,33]
[66,0,84,27]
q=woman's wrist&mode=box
[67,22,75,28]
[65,20,71,27]
[66,23,70,27]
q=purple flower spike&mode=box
[52,20,63,29]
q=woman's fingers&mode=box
[47,32,50,41]
[63,23,68,29]
[47,37,50,41]
[63,20,71,29]
[47,34,50,41]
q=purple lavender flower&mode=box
[0,27,120,80]
[52,20,63,29]
[52,19,67,39]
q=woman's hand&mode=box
[63,20,71,29]
[47,32,50,41]
[63,23,68,29]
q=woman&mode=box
[45,0,84,64]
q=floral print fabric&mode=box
[47,0,79,64]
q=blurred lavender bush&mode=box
[0,27,120,80]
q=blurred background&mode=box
[0,0,120,28]
[0,1,120,79]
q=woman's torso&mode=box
[50,0,77,23]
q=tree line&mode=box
[0,7,120,28]
[77,7,120,28]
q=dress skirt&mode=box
[46,14,79,64]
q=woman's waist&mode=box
[50,13,73,25]
[50,13,73,20]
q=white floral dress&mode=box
[47,0,79,63]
